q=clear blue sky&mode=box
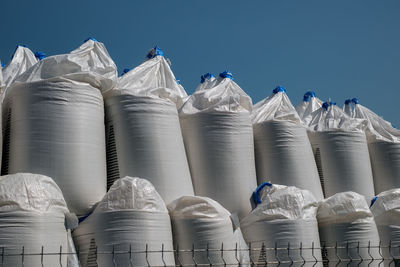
[1,1,399,126]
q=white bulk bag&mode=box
[179,71,257,220]
[168,196,249,266]
[308,102,375,199]
[1,45,37,92]
[0,173,78,267]
[241,183,322,266]
[295,91,322,125]
[345,99,400,193]
[252,87,323,200]
[317,192,381,267]
[73,176,175,267]
[2,39,116,216]
[103,47,194,204]
[371,189,400,266]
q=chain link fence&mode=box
[0,241,399,267]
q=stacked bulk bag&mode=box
[308,102,375,199]
[296,91,323,125]
[241,183,322,266]
[371,189,400,266]
[317,192,381,267]
[2,38,116,216]
[168,196,249,266]
[103,46,194,204]
[252,87,323,200]
[344,99,400,193]
[180,71,257,220]
[0,173,78,267]
[73,176,175,267]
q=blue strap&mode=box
[200,73,215,83]
[351,98,359,105]
[370,196,378,207]
[322,101,330,111]
[273,85,286,94]
[252,182,273,207]
[344,99,352,105]
[146,45,164,59]
[34,51,46,60]
[219,70,233,80]
[83,37,98,43]
[303,91,315,102]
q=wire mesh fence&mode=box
[0,241,399,267]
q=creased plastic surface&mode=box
[317,192,380,267]
[95,176,167,213]
[168,196,249,266]
[104,84,194,205]
[3,78,107,216]
[252,91,323,200]
[251,91,301,124]
[14,40,117,92]
[241,184,321,267]
[1,46,38,90]
[179,76,252,114]
[0,61,4,90]
[73,177,174,267]
[116,55,187,108]
[371,189,400,264]
[308,104,367,132]
[296,96,323,126]
[0,173,76,267]
[0,173,69,213]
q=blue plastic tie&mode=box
[273,85,286,94]
[146,45,164,59]
[219,70,233,80]
[305,91,316,97]
[322,102,330,111]
[200,73,215,83]
[303,94,311,102]
[252,182,273,207]
[34,51,46,60]
[330,101,337,106]
[1,62,5,67]
[351,98,359,105]
[176,78,181,85]
[83,37,98,43]
[344,99,352,105]
[370,196,378,207]
[120,68,131,76]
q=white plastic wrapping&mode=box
[317,192,381,267]
[168,196,249,266]
[73,176,175,267]
[345,100,400,193]
[241,183,322,266]
[371,189,400,266]
[179,72,257,219]
[252,88,323,200]
[1,45,38,91]
[0,173,77,267]
[308,104,375,198]
[2,39,116,216]
[104,48,193,204]
[295,91,323,126]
